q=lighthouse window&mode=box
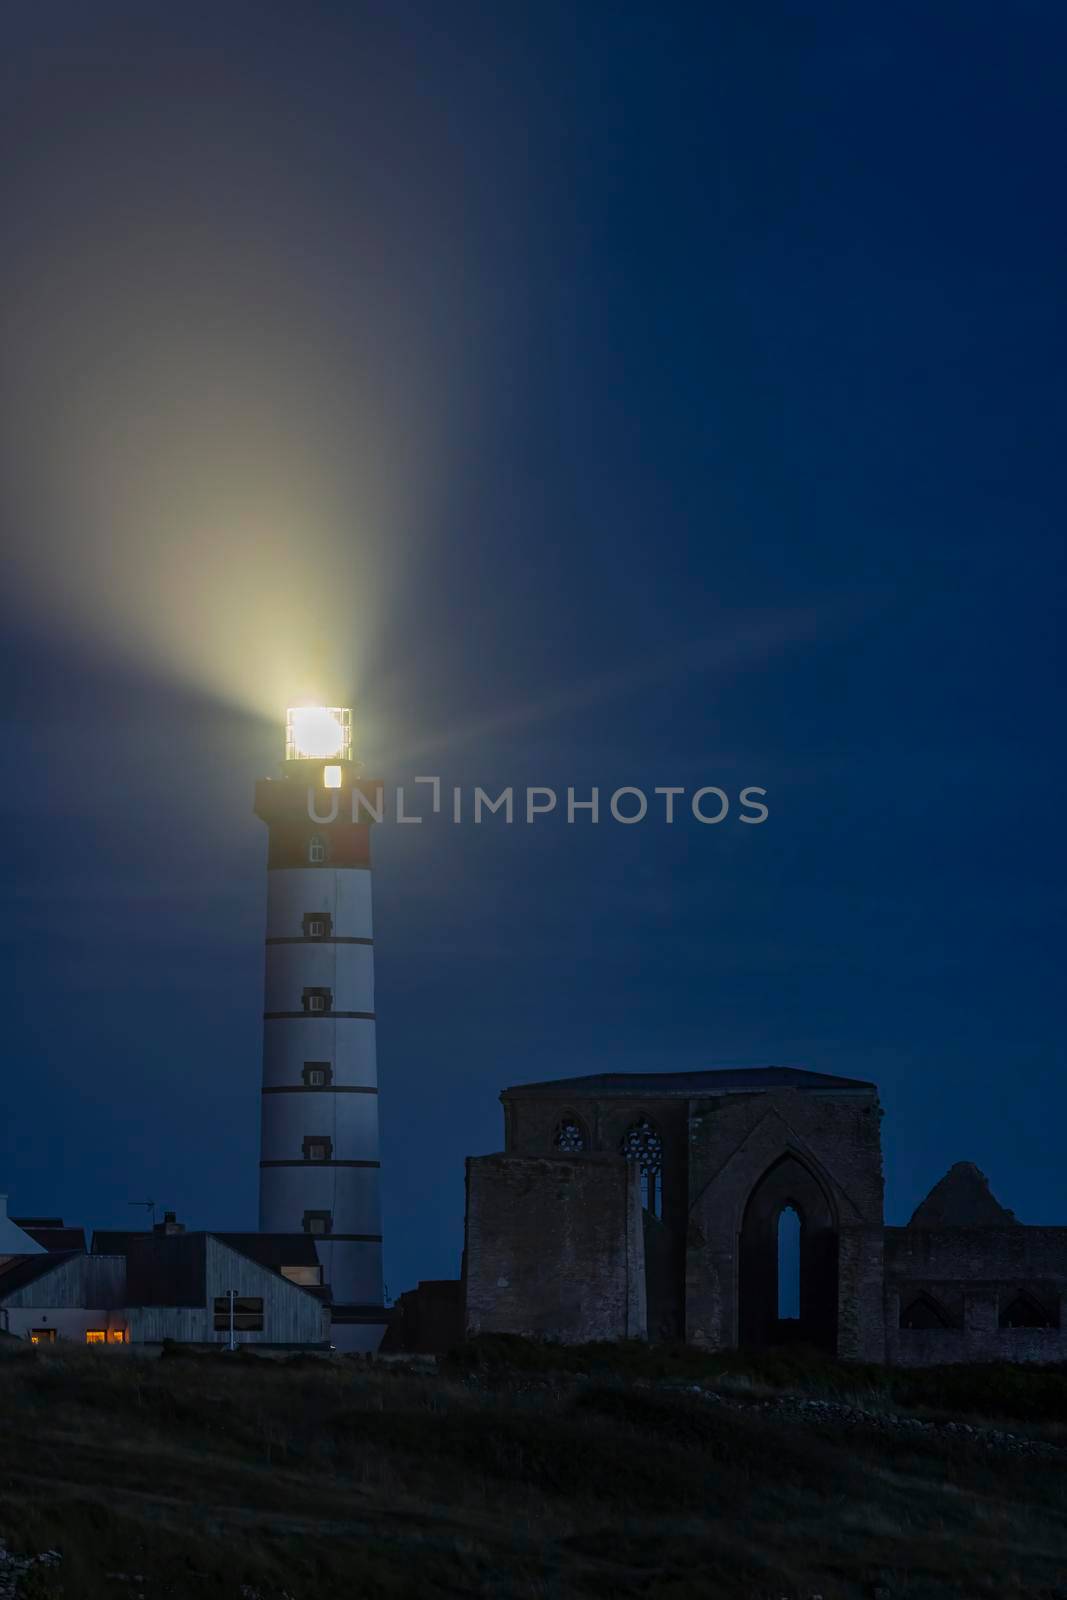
[303,1135,333,1161]
[308,836,327,863]
[302,912,333,939]
[303,988,332,1014]
[302,1062,332,1087]
[303,1210,332,1236]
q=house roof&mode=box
[213,1234,321,1270]
[91,1231,153,1255]
[1,1234,327,1310]
[16,1226,87,1253]
[118,1232,326,1306]
[501,1066,876,1099]
[126,1234,207,1307]
[0,1252,81,1298]
[96,1229,319,1263]
[0,1197,45,1256]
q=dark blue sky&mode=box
[2,2,1064,1299]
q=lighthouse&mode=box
[255,707,388,1352]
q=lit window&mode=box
[323,765,342,789]
[108,1329,127,1344]
[302,1062,332,1087]
[212,1296,264,1332]
[303,1135,331,1162]
[554,1119,587,1153]
[302,912,333,939]
[30,1329,55,1344]
[303,1210,332,1236]
[309,835,327,864]
[620,1119,664,1217]
[281,1264,323,1286]
[85,1329,106,1344]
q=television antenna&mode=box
[128,1199,157,1226]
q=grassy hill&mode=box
[2,1338,1066,1599]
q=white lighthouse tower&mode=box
[255,707,388,1352]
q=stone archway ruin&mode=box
[739,1152,839,1352]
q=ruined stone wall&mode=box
[686,1089,885,1360]
[837,1227,887,1363]
[505,1095,688,1338]
[463,1153,647,1343]
[380,1280,463,1355]
[885,1226,1067,1366]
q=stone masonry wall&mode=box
[504,1095,689,1338]
[686,1089,885,1359]
[463,1153,647,1343]
[885,1225,1067,1366]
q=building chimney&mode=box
[153,1211,185,1235]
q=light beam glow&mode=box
[286,706,351,762]
[0,46,497,734]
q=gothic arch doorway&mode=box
[739,1153,838,1353]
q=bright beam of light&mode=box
[0,48,498,725]
[287,706,349,761]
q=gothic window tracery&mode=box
[620,1118,663,1217]
[554,1118,587,1153]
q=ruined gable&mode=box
[908,1162,1018,1228]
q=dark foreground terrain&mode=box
[2,1336,1066,1599]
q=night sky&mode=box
[2,2,1064,1302]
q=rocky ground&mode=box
[657,1379,1066,1458]
[2,1341,1066,1598]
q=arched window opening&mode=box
[620,1119,663,1218]
[901,1294,951,1330]
[740,1152,838,1354]
[308,835,326,864]
[1000,1294,1054,1329]
[554,1118,586,1153]
[777,1205,801,1319]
